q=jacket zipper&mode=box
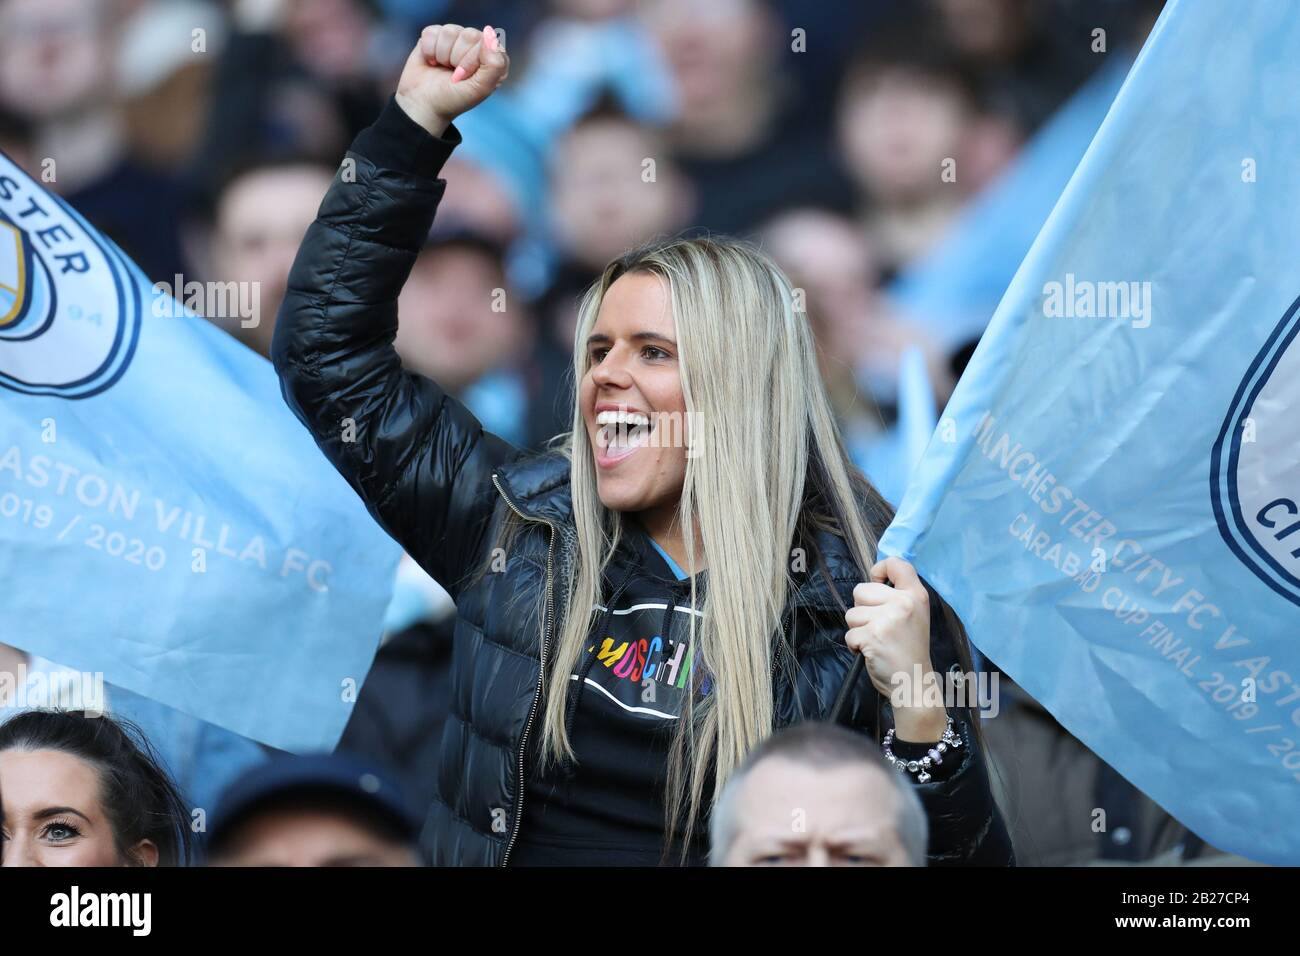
[773,607,789,680]
[492,472,560,867]
[770,605,790,729]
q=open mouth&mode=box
[595,409,653,466]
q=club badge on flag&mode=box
[880,0,1300,864]
[0,152,400,753]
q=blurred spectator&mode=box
[549,102,694,291]
[886,6,1159,369]
[0,0,189,281]
[207,754,422,866]
[836,20,981,275]
[192,0,386,200]
[436,150,531,249]
[764,0,898,128]
[117,0,227,172]
[205,156,335,357]
[395,225,541,448]
[710,722,928,867]
[0,709,192,866]
[548,0,635,17]
[760,208,948,503]
[508,0,677,142]
[761,208,952,407]
[640,0,854,235]
[931,0,1107,134]
[435,104,544,252]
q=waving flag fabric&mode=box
[0,151,399,753]
[880,0,1300,864]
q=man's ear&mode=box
[125,839,160,867]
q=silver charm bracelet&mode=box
[883,716,962,783]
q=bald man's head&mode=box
[710,722,928,867]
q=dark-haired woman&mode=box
[0,710,191,866]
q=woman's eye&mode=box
[43,821,82,842]
[590,348,608,363]
[642,346,669,360]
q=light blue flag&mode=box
[0,151,400,753]
[879,0,1300,865]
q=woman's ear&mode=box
[125,839,160,867]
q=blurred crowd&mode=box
[2,0,1241,868]
[0,0,1164,487]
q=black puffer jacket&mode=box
[273,99,1014,867]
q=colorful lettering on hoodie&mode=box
[572,533,713,721]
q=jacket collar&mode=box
[493,451,861,612]
[494,451,573,527]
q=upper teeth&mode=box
[597,410,650,427]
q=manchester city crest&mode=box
[0,159,141,399]
[1212,294,1300,607]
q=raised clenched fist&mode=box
[395,23,510,138]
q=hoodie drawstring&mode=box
[561,559,638,777]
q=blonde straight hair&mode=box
[524,236,912,857]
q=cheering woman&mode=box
[274,24,1012,866]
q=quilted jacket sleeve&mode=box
[271,97,515,599]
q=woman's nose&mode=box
[591,347,633,388]
[0,837,36,867]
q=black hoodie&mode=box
[512,527,712,866]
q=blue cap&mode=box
[208,754,420,850]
